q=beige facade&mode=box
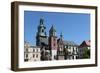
[24,42,41,62]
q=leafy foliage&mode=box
[83,48,90,59]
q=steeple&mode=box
[49,25,56,36]
[60,32,63,40]
[40,16,44,25]
[58,32,63,45]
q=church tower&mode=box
[36,17,47,46]
[49,25,57,60]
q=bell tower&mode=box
[36,17,47,46]
[49,25,57,60]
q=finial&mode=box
[60,32,63,38]
[40,16,44,25]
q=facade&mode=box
[24,17,88,62]
[57,33,65,60]
[63,41,78,60]
[78,40,90,59]
[24,42,41,62]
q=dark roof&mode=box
[40,37,48,45]
[49,25,56,32]
[79,40,90,48]
[63,41,78,46]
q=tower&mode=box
[57,32,65,60]
[36,17,47,46]
[49,25,57,60]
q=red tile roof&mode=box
[79,40,90,48]
[85,40,90,46]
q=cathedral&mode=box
[24,17,91,62]
[35,17,79,61]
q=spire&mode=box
[60,32,63,39]
[49,25,56,32]
[49,25,56,36]
[40,16,44,25]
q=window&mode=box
[26,48,28,52]
[37,49,38,52]
[33,49,35,52]
[33,54,35,58]
[72,56,74,59]
[42,29,44,32]
[36,54,38,58]
[26,54,28,58]
[54,43,55,46]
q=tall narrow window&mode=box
[33,54,35,58]
[54,43,55,46]
[42,29,44,32]
[26,54,28,58]
[36,54,38,58]
[33,49,35,52]
[37,49,38,52]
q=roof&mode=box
[63,41,78,46]
[85,40,90,46]
[30,46,40,48]
[40,37,48,45]
[49,25,56,32]
[79,40,90,48]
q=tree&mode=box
[83,48,90,59]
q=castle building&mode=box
[24,17,80,62]
[63,41,79,60]
[24,42,41,62]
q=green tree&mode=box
[83,48,90,59]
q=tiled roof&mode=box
[85,40,90,46]
[79,40,90,48]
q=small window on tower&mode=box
[54,43,55,46]
[54,38,56,41]
[42,29,44,32]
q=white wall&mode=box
[0,0,100,73]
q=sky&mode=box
[24,11,90,45]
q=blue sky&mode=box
[24,11,90,45]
